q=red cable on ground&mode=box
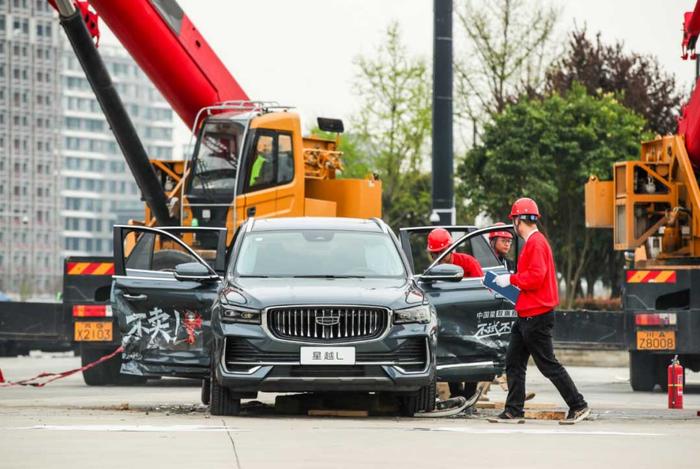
[0,346,123,388]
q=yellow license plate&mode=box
[637,330,675,350]
[74,321,113,342]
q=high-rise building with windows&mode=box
[61,45,174,258]
[0,0,62,297]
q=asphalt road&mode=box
[1,353,698,469]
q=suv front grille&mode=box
[267,306,388,342]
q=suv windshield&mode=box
[189,120,244,193]
[233,230,406,278]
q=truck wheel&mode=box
[81,345,115,386]
[201,378,211,406]
[81,345,147,386]
[210,374,240,416]
[629,351,657,391]
[400,373,437,416]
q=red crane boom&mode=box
[50,0,248,130]
[679,0,700,167]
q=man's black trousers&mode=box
[505,311,587,416]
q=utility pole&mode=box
[431,0,455,225]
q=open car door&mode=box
[399,225,518,387]
[112,226,227,379]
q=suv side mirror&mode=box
[174,262,218,282]
[421,263,463,282]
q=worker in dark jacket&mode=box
[427,228,483,278]
[489,198,590,424]
[489,222,514,271]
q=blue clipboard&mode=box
[483,271,520,305]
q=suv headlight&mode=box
[220,305,261,324]
[394,304,431,324]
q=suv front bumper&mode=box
[214,323,436,393]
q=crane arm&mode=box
[49,0,248,130]
[679,0,700,167]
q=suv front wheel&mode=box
[209,364,241,416]
[210,375,241,416]
[400,373,436,416]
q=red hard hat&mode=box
[509,197,540,219]
[427,228,453,252]
[489,222,513,240]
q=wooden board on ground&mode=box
[308,410,369,417]
[485,401,559,410]
[524,410,566,420]
[478,400,565,420]
[437,382,451,401]
[476,401,497,409]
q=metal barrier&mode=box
[553,310,625,350]
[0,304,627,354]
[0,302,69,349]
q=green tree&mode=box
[346,22,433,229]
[546,29,681,135]
[455,0,559,126]
[457,84,650,307]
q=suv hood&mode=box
[232,277,422,310]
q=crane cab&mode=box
[144,102,382,246]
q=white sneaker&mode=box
[559,406,591,425]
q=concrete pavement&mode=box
[0,353,698,469]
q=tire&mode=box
[81,345,147,386]
[629,351,657,391]
[448,381,478,400]
[81,345,117,386]
[400,373,437,416]
[210,372,240,416]
[201,378,211,406]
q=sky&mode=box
[99,0,699,153]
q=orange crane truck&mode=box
[585,1,700,391]
[43,0,381,384]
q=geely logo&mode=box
[315,309,340,326]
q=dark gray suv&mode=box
[110,219,514,416]
[208,217,454,416]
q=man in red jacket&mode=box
[489,198,590,425]
[427,228,483,278]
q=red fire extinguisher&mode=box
[668,355,684,409]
